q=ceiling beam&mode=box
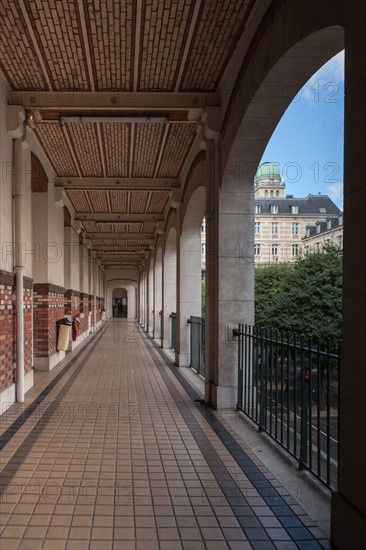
[76,213,163,222]
[94,246,149,252]
[8,91,219,110]
[57,177,179,189]
[86,233,154,240]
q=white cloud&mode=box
[327,181,343,208]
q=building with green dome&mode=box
[253,162,342,264]
[254,162,286,198]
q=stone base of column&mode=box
[212,384,237,411]
[331,492,366,549]
[178,352,190,367]
[162,338,171,349]
[33,351,66,372]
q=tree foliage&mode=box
[255,245,342,343]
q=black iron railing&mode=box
[235,325,340,490]
[170,312,177,351]
[188,316,205,376]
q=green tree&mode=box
[255,245,342,344]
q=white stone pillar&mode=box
[162,230,177,349]
[127,286,136,320]
[148,261,154,337]
[154,248,163,341]
[205,140,254,409]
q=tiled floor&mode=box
[0,320,331,550]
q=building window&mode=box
[201,243,205,255]
[271,204,278,214]
[255,204,261,214]
[271,244,278,256]
[271,222,278,234]
[276,190,280,196]
[291,205,299,214]
[254,222,261,234]
[254,244,261,256]
[292,244,299,256]
[292,222,299,235]
[270,190,274,197]
[264,190,268,197]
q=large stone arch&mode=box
[222,25,344,184]
[203,4,345,415]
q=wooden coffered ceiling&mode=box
[1,0,257,268]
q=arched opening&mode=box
[218,24,344,499]
[162,227,177,350]
[154,247,163,341]
[112,288,128,318]
[179,186,206,368]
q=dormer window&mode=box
[327,219,332,230]
[291,205,299,215]
[316,224,321,234]
[271,204,278,214]
[255,204,261,214]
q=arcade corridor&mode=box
[0,320,329,550]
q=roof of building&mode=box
[255,162,281,184]
[255,195,342,216]
[303,214,343,239]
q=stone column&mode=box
[127,286,137,320]
[331,2,366,546]
[162,230,177,349]
[148,260,154,337]
[154,249,163,341]
[205,139,254,409]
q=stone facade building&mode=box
[254,162,342,264]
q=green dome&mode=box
[255,162,281,184]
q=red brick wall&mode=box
[64,289,80,317]
[0,271,15,392]
[23,283,33,375]
[33,284,65,357]
[0,271,33,392]
[79,293,89,333]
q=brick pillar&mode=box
[64,289,80,318]
[23,278,33,375]
[0,270,16,394]
[79,293,89,334]
[33,284,65,371]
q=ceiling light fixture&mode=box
[60,116,169,124]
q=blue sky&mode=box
[260,51,344,209]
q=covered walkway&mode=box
[0,320,329,550]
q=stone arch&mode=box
[222,13,344,181]
[106,278,138,320]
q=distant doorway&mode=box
[113,288,128,318]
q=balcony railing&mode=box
[188,316,205,376]
[235,325,340,490]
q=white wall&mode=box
[0,76,14,274]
